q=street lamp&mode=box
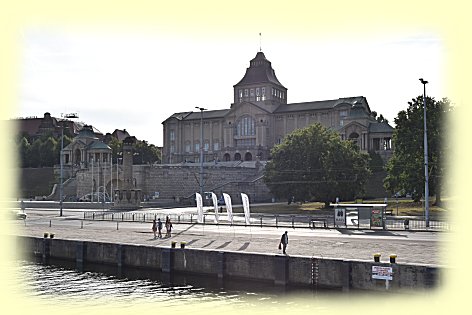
[195,106,207,198]
[59,113,78,216]
[419,78,429,228]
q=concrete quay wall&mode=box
[19,236,440,292]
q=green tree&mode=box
[107,136,123,163]
[29,139,42,167]
[368,150,384,173]
[384,96,451,204]
[133,140,161,164]
[17,137,31,167]
[264,123,371,207]
[40,137,57,167]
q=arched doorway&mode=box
[234,153,241,161]
[74,148,81,165]
[348,132,359,147]
[244,152,252,161]
[223,153,230,161]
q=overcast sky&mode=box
[17,28,444,146]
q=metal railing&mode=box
[82,212,450,231]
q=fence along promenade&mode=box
[82,211,450,232]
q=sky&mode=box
[17,28,444,147]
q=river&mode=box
[10,258,333,311]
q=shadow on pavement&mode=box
[238,242,250,251]
[216,241,232,249]
[336,229,407,237]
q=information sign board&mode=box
[372,266,393,280]
[334,208,346,226]
[370,208,383,227]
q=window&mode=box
[245,89,248,97]
[185,142,191,152]
[195,142,200,152]
[262,87,266,101]
[239,89,243,98]
[213,141,219,151]
[170,130,175,141]
[256,87,260,101]
[204,142,209,152]
[250,89,254,97]
[235,138,256,147]
[170,144,175,153]
[236,116,255,136]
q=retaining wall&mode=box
[18,236,440,292]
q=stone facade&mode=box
[162,51,394,164]
[74,161,270,204]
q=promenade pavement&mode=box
[9,209,448,267]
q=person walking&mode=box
[157,218,163,238]
[165,216,173,237]
[152,219,157,239]
[279,231,288,254]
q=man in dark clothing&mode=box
[157,218,163,238]
[280,231,288,254]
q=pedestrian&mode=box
[152,219,157,239]
[157,218,163,238]
[165,216,173,237]
[279,231,288,254]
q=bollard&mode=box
[171,241,176,248]
[180,242,186,249]
[49,220,51,227]
[81,221,83,229]
[374,253,381,262]
[43,232,49,238]
[49,233,54,239]
[117,222,119,230]
[390,254,397,263]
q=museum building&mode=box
[162,51,394,164]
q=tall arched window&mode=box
[236,116,255,136]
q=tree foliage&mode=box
[264,123,371,206]
[16,132,161,167]
[133,140,161,164]
[384,96,451,203]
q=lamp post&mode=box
[59,113,78,216]
[419,78,429,228]
[195,107,206,198]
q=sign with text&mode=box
[372,266,393,280]
[370,208,383,227]
[334,208,346,226]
